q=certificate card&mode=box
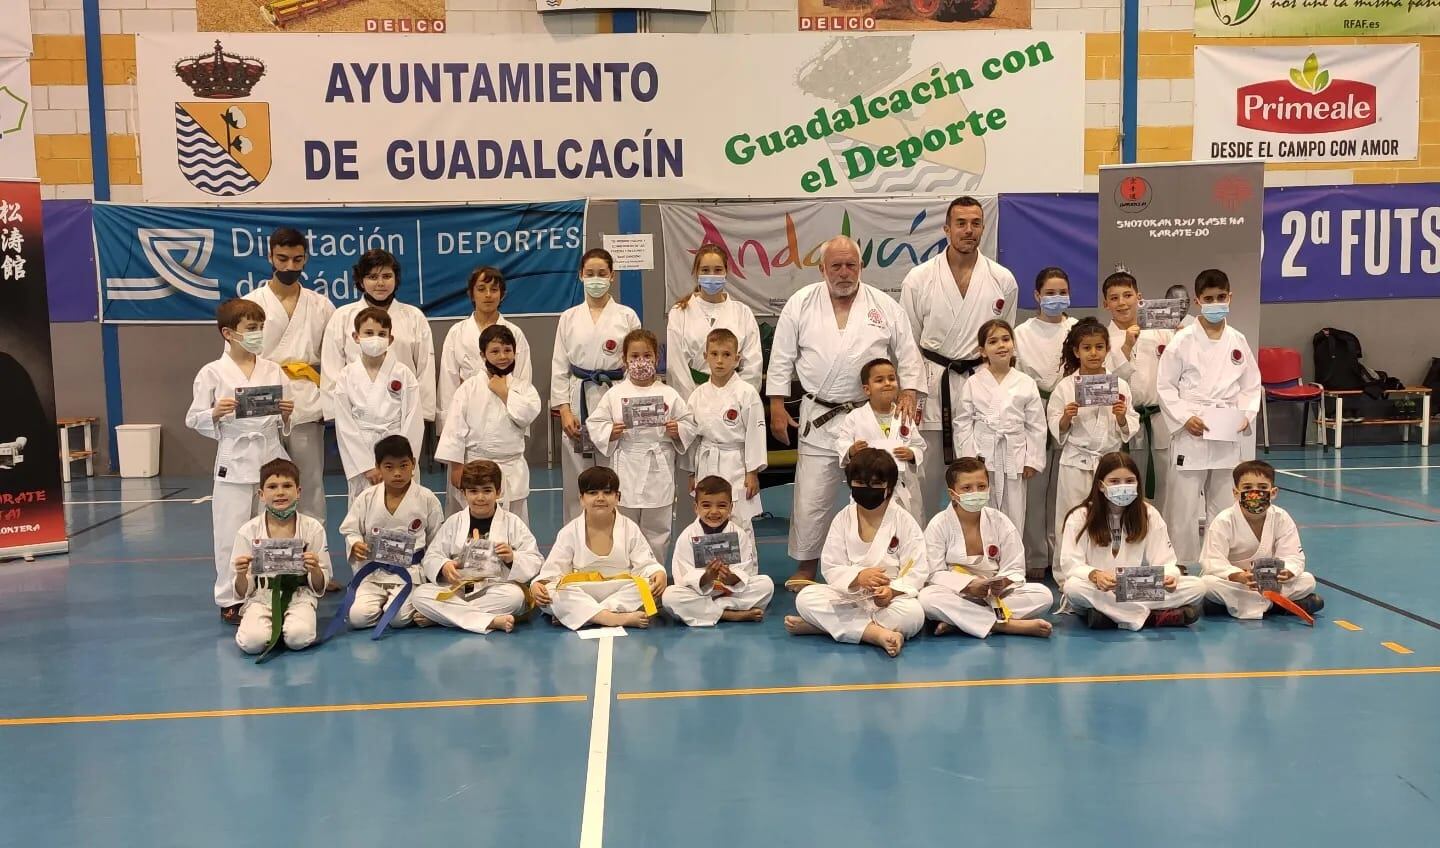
[1076,373,1120,407]
[370,529,417,567]
[252,538,306,576]
[1202,407,1246,442]
[1251,557,1283,594]
[692,531,742,567]
[234,384,282,419]
[1114,565,1165,602]
[621,395,667,428]
[457,539,504,581]
[1138,298,1189,330]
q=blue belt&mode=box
[568,365,623,457]
[321,548,423,643]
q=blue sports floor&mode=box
[3,446,1440,847]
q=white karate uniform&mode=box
[953,367,1047,530]
[549,299,641,523]
[1047,372,1139,563]
[662,518,775,626]
[243,284,335,522]
[794,503,929,643]
[233,513,330,654]
[899,253,1018,506]
[534,514,665,631]
[586,379,696,562]
[1015,315,1076,573]
[338,481,444,630]
[322,299,437,421]
[435,373,542,523]
[185,355,291,608]
[685,377,768,529]
[1106,321,1177,511]
[330,353,425,500]
[438,314,533,423]
[766,282,923,560]
[1058,504,1205,631]
[918,506,1054,638]
[834,404,927,522]
[1156,323,1263,565]
[412,507,543,633]
[665,295,765,400]
[1201,504,1316,619]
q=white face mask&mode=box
[583,277,611,299]
[1104,483,1139,507]
[951,490,989,513]
[357,336,390,358]
[232,330,264,355]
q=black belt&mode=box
[921,348,984,465]
[803,396,863,436]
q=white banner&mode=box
[136,32,1084,203]
[0,58,37,180]
[1193,45,1419,164]
[1,0,31,58]
[658,197,999,317]
[540,0,710,11]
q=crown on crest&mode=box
[174,40,266,99]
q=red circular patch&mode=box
[389,379,402,391]
[987,544,999,559]
[410,518,422,531]
[992,298,1005,315]
[1157,344,1167,355]
[1231,348,1243,363]
[868,308,883,324]
[900,424,909,437]
[888,536,899,551]
[604,339,617,353]
[725,408,739,421]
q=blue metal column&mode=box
[1121,0,1139,164]
[612,10,643,320]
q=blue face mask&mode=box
[1201,303,1230,323]
[697,275,726,295]
[1039,295,1070,317]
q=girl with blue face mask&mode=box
[665,243,764,402]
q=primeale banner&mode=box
[1196,0,1440,37]
[1193,45,1419,164]
[136,32,1084,204]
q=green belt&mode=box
[256,574,305,665]
[689,367,709,386]
[1134,405,1161,499]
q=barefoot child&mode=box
[1058,452,1204,630]
[787,449,929,657]
[918,457,1054,639]
[684,328,767,538]
[835,357,927,522]
[411,460,543,634]
[232,459,330,656]
[531,467,668,631]
[330,307,424,502]
[662,475,775,626]
[1200,460,1323,620]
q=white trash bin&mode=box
[115,424,162,478]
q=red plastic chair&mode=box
[1258,347,1323,452]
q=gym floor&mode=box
[3,445,1439,847]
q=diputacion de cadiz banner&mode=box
[135,32,1085,203]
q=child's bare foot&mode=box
[620,611,650,629]
[785,615,822,636]
[721,607,765,622]
[995,618,1052,638]
[412,611,433,628]
[591,609,650,628]
[491,614,516,633]
[861,623,905,657]
[933,621,956,636]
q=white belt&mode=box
[695,443,744,477]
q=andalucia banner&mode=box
[1197,0,1440,36]
[136,32,1084,203]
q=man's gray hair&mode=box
[820,235,861,265]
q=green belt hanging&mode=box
[689,367,709,387]
[256,574,305,665]
[1134,405,1161,499]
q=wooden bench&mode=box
[1318,387,1432,450]
[57,417,97,482]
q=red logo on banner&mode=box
[1213,177,1254,212]
[1115,177,1152,213]
[1237,81,1376,134]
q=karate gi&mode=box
[438,314,533,423]
[899,253,1018,506]
[435,373,542,523]
[1014,315,1076,573]
[1106,322,1177,511]
[412,507,542,633]
[662,518,775,626]
[918,506,1053,638]
[766,282,923,560]
[322,299,437,421]
[534,514,665,631]
[338,481,444,630]
[1200,504,1316,619]
[953,367,1047,531]
[586,379,696,562]
[330,353,424,500]
[244,284,334,522]
[793,503,929,643]
[834,404,927,522]
[233,513,330,654]
[1156,323,1262,565]
[1058,504,1205,631]
[685,377,768,529]
[665,295,765,400]
[185,355,291,608]
[549,300,641,523]
[1047,372,1139,562]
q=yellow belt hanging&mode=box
[281,361,321,385]
[950,563,1011,622]
[556,570,658,616]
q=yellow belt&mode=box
[556,569,658,615]
[950,563,1011,622]
[281,361,321,385]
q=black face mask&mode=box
[850,484,888,511]
[485,360,516,377]
[273,269,302,285]
[363,290,397,308]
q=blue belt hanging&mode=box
[321,548,423,643]
[568,365,623,457]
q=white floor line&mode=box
[1275,470,1308,479]
[65,497,192,505]
[578,634,616,848]
[326,486,564,500]
[1292,464,1440,472]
